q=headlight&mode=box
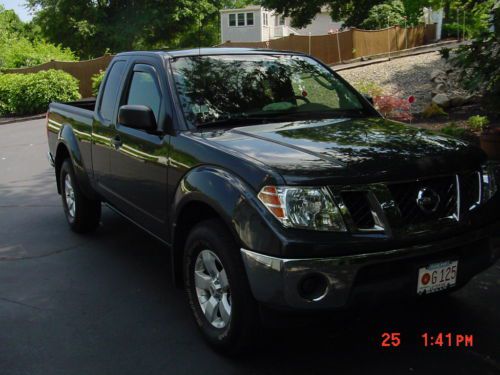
[257,186,346,231]
[481,163,498,202]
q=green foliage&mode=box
[0,70,81,115]
[449,32,500,96]
[422,102,448,118]
[260,0,433,29]
[440,122,468,137]
[440,47,451,59]
[441,0,494,39]
[25,0,254,58]
[467,115,490,131]
[360,1,406,30]
[91,70,105,97]
[0,6,76,68]
[354,81,384,97]
[0,38,76,68]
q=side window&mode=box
[126,70,161,121]
[229,14,236,27]
[99,60,126,122]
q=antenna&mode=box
[198,9,202,56]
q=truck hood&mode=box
[201,117,486,184]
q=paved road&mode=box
[1,119,499,375]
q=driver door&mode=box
[107,60,171,239]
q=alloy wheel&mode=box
[194,250,232,328]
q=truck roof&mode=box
[116,47,305,59]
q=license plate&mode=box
[417,260,458,295]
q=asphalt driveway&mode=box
[0,119,499,375]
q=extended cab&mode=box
[47,49,500,353]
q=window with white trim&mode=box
[229,14,236,27]
[237,13,245,26]
[263,12,268,26]
[246,12,254,26]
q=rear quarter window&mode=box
[99,60,126,122]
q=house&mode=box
[219,5,342,43]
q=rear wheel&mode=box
[184,219,260,354]
[59,159,101,233]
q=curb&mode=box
[332,40,465,72]
[0,113,46,126]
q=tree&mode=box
[0,6,76,68]
[360,1,406,29]
[25,0,254,58]
[259,0,491,29]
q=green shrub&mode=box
[422,102,448,118]
[0,69,81,115]
[441,122,467,138]
[91,70,105,97]
[440,47,451,60]
[467,115,490,132]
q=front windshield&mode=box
[171,54,369,127]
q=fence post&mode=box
[404,17,408,50]
[308,32,312,55]
[387,18,391,59]
[463,8,466,40]
[336,31,342,63]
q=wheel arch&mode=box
[54,125,97,200]
[169,165,281,287]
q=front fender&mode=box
[172,165,283,256]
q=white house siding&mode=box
[294,13,343,36]
[220,8,263,43]
[220,7,343,42]
[423,7,443,40]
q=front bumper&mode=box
[241,222,500,310]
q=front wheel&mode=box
[59,159,101,233]
[184,219,260,354]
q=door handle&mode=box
[111,135,122,149]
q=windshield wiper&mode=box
[196,109,368,128]
[196,116,275,128]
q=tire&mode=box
[59,159,101,233]
[184,219,260,354]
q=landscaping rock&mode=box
[431,69,447,81]
[338,52,446,113]
[450,96,467,107]
[432,93,451,108]
[435,83,447,92]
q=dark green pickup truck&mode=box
[47,48,500,353]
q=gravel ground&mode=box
[338,52,447,113]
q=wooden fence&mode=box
[220,24,437,65]
[1,54,115,98]
[0,24,437,98]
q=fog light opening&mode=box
[298,273,329,302]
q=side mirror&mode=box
[118,105,157,131]
[363,94,374,105]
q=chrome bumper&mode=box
[241,226,500,310]
[47,151,55,167]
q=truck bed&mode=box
[47,98,96,179]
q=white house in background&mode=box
[220,5,343,43]
[423,7,444,40]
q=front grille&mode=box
[387,176,457,227]
[341,191,375,229]
[337,171,483,233]
[459,171,481,213]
